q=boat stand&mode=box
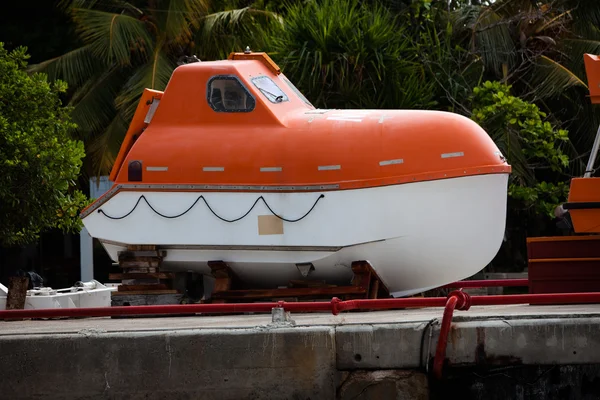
[110,246,183,306]
[108,247,391,305]
[204,260,391,304]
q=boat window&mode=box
[281,75,314,108]
[251,75,289,104]
[207,75,255,112]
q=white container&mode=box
[0,280,116,310]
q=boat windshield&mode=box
[281,75,314,108]
[251,76,289,104]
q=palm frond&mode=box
[559,89,600,162]
[71,8,153,65]
[270,0,434,110]
[561,38,600,79]
[471,7,516,77]
[27,45,102,87]
[194,7,282,60]
[570,1,600,35]
[485,120,535,185]
[59,0,143,15]
[115,48,174,121]
[69,66,128,136]
[530,55,587,100]
[160,0,210,43]
[86,113,130,177]
[534,9,572,34]
[202,7,282,32]
[58,0,102,9]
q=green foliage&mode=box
[31,0,282,177]
[443,0,600,175]
[0,42,90,246]
[268,0,437,110]
[471,81,570,217]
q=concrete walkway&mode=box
[2,304,600,399]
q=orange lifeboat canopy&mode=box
[88,51,510,215]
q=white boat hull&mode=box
[83,173,509,296]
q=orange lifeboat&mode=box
[81,51,511,296]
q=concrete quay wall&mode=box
[2,312,600,399]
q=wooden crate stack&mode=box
[111,246,183,306]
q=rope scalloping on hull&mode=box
[97,194,325,223]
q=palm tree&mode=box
[30,0,282,177]
[267,0,438,110]
[422,0,600,271]
[440,0,600,175]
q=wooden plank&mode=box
[119,254,162,262]
[119,267,158,274]
[112,290,179,296]
[527,235,600,243]
[109,272,174,280]
[288,280,333,288]
[208,261,233,292]
[120,250,164,257]
[120,258,161,267]
[6,277,29,310]
[127,245,157,251]
[211,286,366,300]
[529,257,600,263]
[369,279,380,299]
[121,279,162,286]
[118,284,170,292]
[351,261,372,296]
[208,260,232,279]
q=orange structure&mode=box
[81,50,511,297]
[528,53,600,298]
[556,53,600,233]
[97,52,510,192]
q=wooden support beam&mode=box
[208,260,234,293]
[112,290,179,296]
[109,272,174,280]
[210,286,367,300]
[117,284,171,292]
[203,259,391,304]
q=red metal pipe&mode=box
[441,278,529,288]
[335,297,447,313]
[0,300,332,319]
[4,290,600,381]
[3,292,600,320]
[433,295,458,379]
[432,290,472,379]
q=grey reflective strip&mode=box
[260,167,282,172]
[441,152,464,158]
[203,167,225,172]
[318,165,341,171]
[146,166,168,172]
[379,159,403,166]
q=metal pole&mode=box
[584,123,600,177]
